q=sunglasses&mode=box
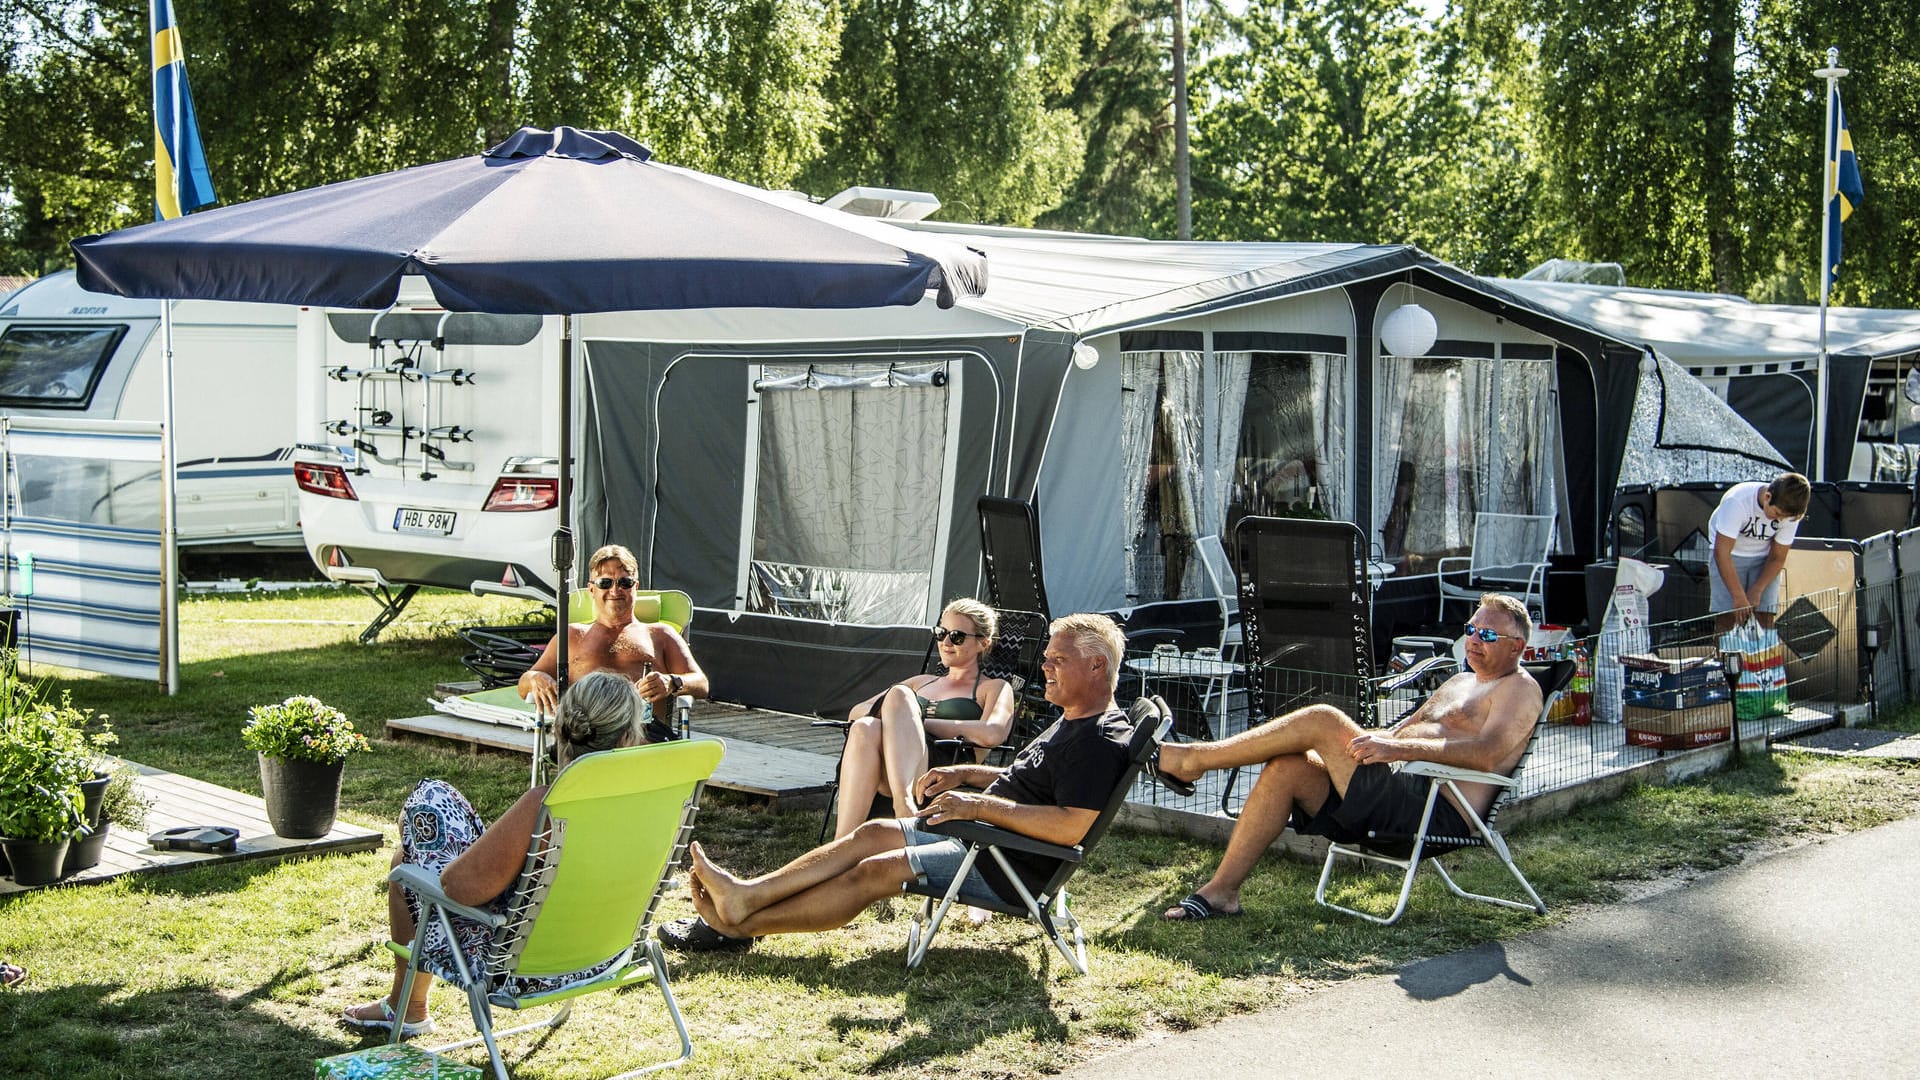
[1463,625,1521,643]
[931,626,985,645]
[592,576,637,591]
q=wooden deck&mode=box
[390,696,844,807]
[1,759,384,895]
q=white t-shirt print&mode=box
[1708,482,1800,559]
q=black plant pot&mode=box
[258,754,345,839]
[2,837,72,886]
[62,772,114,876]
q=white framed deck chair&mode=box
[902,695,1170,975]
[1436,513,1555,622]
[1314,659,1574,926]
[387,739,724,1079]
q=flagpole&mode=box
[1813,46,1848,482]
[158,0,184,695]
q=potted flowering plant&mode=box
[243,696,371,839]
[0,665,92,885]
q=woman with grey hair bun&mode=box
[342,670,645,1037]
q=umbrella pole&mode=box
[540,315,577,786]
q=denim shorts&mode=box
[897,820,1005,906]
[1710,552,1784,614]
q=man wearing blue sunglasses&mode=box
[1156,593,1541,921]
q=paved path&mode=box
[1064,813,1920,1079]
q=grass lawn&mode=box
[3,587,1920,1078]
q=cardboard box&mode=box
[316,1045,483,1079]
[1621,650,1724,694]
[1624,701,1732,750]
[1622,681,1733,710]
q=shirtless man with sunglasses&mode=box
[517,544,708,721]
[1153,593,1540,921]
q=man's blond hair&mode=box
[1049,613,1126,691]
[587,544,638,579]
[1479,593,1532,642]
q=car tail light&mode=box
[294,462,357,500]
[483,476,558,512]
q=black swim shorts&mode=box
[1290,762,1476,858]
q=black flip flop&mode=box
[1166,893,1242,921]
[147,826,240,853]
[1149,748,1197,798]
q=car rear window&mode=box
[0,324,128,408]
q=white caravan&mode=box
[289,297,563,629]
[0,271,300,547]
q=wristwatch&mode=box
[668,673,684,697]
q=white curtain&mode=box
[1120,353,1162,602]
[750,361,948,623]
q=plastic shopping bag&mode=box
[1593,558,1665,725]
[1720,620,1790,720]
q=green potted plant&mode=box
[0,682,92,886]
[64,721,139,877]
[243,696,371,839]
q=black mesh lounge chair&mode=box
[1313,659,1575,926]
[901,695,1170,975]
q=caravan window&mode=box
[745,360,955,624]
[0,325,127,408]
[1373,350,1557,569]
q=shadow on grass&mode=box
[0,971,363,1079]
[671,938,1070,1071]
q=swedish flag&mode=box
[1825,90,1864,289]
[152,0,215,220]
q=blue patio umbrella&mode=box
[70,126,987,718]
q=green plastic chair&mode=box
[567,588,693,634]
[386,738,724,1079]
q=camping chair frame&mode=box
[1436,513,1555,623]
[1313,659,1575,926]
[901,696,1171,975]
[812,608,1050,842]
[387,739,723,1079]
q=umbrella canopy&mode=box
[71,126,986,314]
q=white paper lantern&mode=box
[1071,342,1101,370]
[1379,303,1438,358]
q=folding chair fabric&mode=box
[901,696,1170,975]
[388,739,722,1079]
[1312,659,1574,926]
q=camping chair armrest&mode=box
[388,864,508,928]
[1397,760,1514,788]
[916,818,1086,863]
[1375,655,1458,697]
[1435,555,1471,580]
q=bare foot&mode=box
[687,841,752,933]
[1156,744,1202,786]
[342,997,428,1025]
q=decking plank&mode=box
[0,758,382,894]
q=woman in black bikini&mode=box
[831,598,1017,839]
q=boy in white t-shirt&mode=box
[1708,472,1811,632]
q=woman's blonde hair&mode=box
[943,597,998,643]
[554,670,640,764]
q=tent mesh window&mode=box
[1225,350,1351,527]
[1374,352,1556,572]
[748,360,951,624]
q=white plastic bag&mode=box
[1593,558,1666,725]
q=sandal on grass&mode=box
[0,962,24,988]
[340,998,434,1038]
[1163,893,1242,921]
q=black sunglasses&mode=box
[592,576,637,591]
[931,626,985,645]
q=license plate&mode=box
[393,507,457,536]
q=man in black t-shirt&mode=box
[685,613,1132,941]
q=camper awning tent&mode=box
[1500,279,1920,479]
[574,230,1713,716]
